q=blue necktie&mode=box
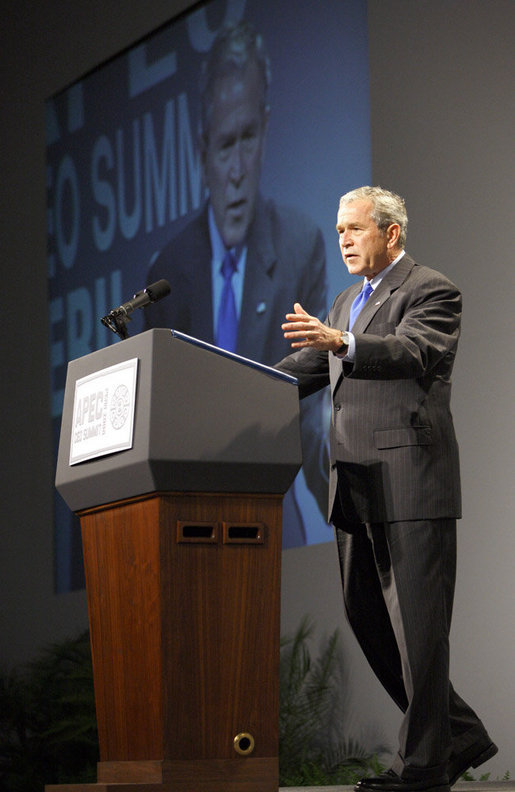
[216,250,238,352]
[349,281,373,330]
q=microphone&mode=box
[101,279,171,339]
[114,279,171,317]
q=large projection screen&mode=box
[47,0,371,592]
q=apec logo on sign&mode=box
[70,358,138,465]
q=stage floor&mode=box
[281,784,514,792]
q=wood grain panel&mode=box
[70,492,281,792]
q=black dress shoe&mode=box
[355,769,450,792]
[447,740,498,786]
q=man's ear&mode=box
[386,222,401,249]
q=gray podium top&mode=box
[55,329,302,512]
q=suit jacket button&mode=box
[334,404,342,411]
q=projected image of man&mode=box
[145,21,329,546]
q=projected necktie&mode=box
[216,250,238,352]
[349,281,374,330]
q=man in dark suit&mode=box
[276,186,496,791]
[145,21,328,544]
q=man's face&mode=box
[202,63,268,249]
[336,199,397,279]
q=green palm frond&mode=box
[279,615,385,784]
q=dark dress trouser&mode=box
[333,512,491,779]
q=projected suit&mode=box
[145,196,326,366]
[145,194,329,545]
[276,187,496,790]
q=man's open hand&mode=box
[282,302,344,352]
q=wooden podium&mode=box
[51,329,301,792]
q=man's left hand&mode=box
[282,302,344,352]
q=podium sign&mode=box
[69,357,138,465]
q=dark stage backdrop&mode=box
[47,0,371,592]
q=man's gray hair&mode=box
[339,186,408,248]
[199,21,271,144]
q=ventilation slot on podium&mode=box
[177,522,218,543]
[223,522,265,544]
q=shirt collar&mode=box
[367,250,405,290]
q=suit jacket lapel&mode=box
[342,284,362,330]
[184,206,216,343]
[238,197,277,361]
[329,285,359,392]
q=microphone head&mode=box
[145,279,171,303]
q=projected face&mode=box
[202,62,268,249]
[336,199,399,280]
